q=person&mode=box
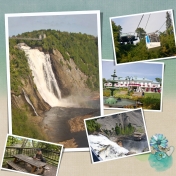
[33,148,46,163]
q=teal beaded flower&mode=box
[150,134,168,151]
[155,151,166,161]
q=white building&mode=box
[104,76,161,92]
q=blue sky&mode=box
[111,10,173,35]
[102,60,163,81]
[8,13,98,37]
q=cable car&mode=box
[120,33,138,44]
[145,33,161,50]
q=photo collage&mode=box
[1,8,175,175]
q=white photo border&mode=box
[102,59,164,112]
[84,108,151,164]
[5,10,103,152]
[109,9,176,65]
[0,134,64,176]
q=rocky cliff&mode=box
[50,49,90,98]
[97,109,144,130]
[11,75,50,116]
[10,48,51,117]
[10,46,94,116]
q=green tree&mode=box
[135,27,146,39]
[155,78,162,85]
[166,11,172,30]
[7,136,21,146]
[86,119,101,134]
[111,21,122,59]
[103,78,107,88]
[10,29,100,91]
[115,125,120,135]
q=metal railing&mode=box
[4,147,60,166]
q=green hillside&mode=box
[10,30,99,90]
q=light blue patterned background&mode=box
[1,1,176,176]
[0,0,176,97]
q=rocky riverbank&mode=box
[42,106,100,148]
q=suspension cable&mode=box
[157,21,166,33]
[136,14,144,29]
[145,14,151,30]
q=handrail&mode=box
[4,147,60,166]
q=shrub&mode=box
[86,119,101,134]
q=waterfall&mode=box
[20,45,62,107]
[88,134,129,160]
[22,89,39,116]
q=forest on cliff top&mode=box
[9,30,100,140]
[10,30,100,92]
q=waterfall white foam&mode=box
[22,89,39,116]
[20,45,62,107]
[88,134,129,160]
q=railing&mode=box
[42,149,60,166]
[4,147,60,166]
[4,147,36,158]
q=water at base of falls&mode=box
[20,45,62,107]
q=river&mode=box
[42,106,100,148]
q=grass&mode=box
[12,107,47,141]
[144,93,161,99]
[103,88,127,97]
[103,89,161,110]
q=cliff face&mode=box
[50,49,90,98]
[97,109,144,130]
[11,73,50,116]
[10,46,96,116]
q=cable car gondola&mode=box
[145,32,161,50]
[120,32,138,44]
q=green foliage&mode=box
[140,97,160,110]
[114,93,131,99]
[127,90,134,96]
[36,142,62,152]
[135,27,146,39]
[6,136,21,146]
[12,108,46,140]
[103,89,120,97]
[11,30,99,90]
[155,78,162,85]
[144,93,161,99]
[86,119,101,134]
[111,12,176,63]
[166,11,172,31]
[115,125,120,135]
[111,21,123,59]
[115,123,135,135]
[102,78,107,88]
[103,89,111,97]
[9,41,32,95]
